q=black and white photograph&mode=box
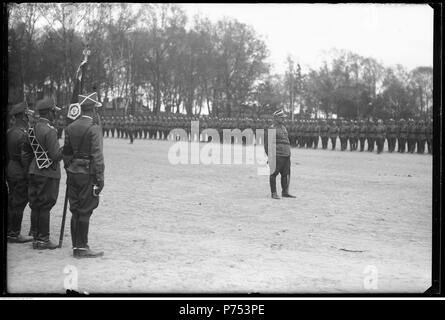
[2,3,440,296]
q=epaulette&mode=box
[47,123,56,130]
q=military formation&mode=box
[6,93,105,258]
[99,114,433,154]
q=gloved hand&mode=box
[95,179,104,195]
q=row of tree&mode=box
[7,3,433,120]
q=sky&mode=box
[179,3,434,74]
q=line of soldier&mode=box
[99,114,432,154]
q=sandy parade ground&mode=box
[7,135,432,294]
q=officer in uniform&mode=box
[375,119,386,154]
[63,92,104,258]
[386,119,397,152]
[6,102,34,243]
[22,98,63,249]
[264,109,295,199]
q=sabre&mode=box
[58,186,69,248]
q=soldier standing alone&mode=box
[264,109,295,200]
[62,92,105,258]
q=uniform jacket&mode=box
[398,124,408,138]
[375,124,386,139]
[359,124,367,138]
[264,123,291,158]
[339,125,348,138]
[7,123,28,180]
[407,124,417,139]
[63,116,105,183]
[328,125,339,138]
[320,124,329,137]
[386,124,397,138]
[415,125,427,140]
[22,118,62,179]
[426,124,432,140]
[368,124,377,138]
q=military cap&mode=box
[273,109,286,118]
[78,92,102,109]
[9,101,26,116]
[36,98,61,112]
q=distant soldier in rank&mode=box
[375,119,386,154]
[416,120,427,154]
[358,120,367,152]
[313,120,320,149]
[386,119,397,152]
[320,119,329,150]
[338,120,348,151]
[407,119,417,153]
[329,120,339,150]
[397,119,408,153]
[368,120,377,152]
[426,118,432,154]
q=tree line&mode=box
[7,3,433,120]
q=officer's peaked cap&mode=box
[36,98,61,112]
[273,109,286,118]
[9,101,26,116]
